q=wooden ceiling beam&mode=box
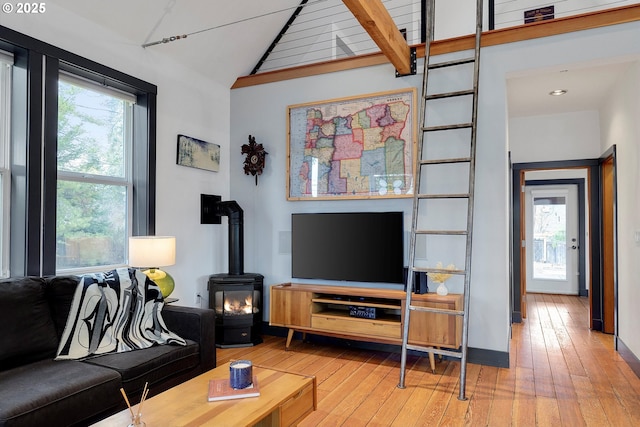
[342,0,412,75]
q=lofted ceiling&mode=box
[53,0,302,87]
[53,0,636,117]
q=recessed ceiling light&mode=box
[549,89,568,96]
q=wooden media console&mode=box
[269,283,462,371]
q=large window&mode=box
[1,25,157,277]
[56,76,135,272]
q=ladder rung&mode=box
[420,157,471,165]
[417,193,470,199]
[422,123,473,132]
[415,230,468,236]
[428,57,475,69]
[411,266,466,276]
[409,305,465,316]
[426,89,474,100]
[406,344,463,359]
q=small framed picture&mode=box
[524,6,554,24]
[176,134,220,172]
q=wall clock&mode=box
[241,135,268,185]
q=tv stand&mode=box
[269,283,462,372]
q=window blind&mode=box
[0,50,13,64]
[59,70,137,104]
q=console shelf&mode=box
[270,283,462,371]
[311,297,400,310]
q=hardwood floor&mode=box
[217,294,640,426]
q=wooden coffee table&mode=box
[92,362,316,427]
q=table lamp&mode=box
[128,236,176,298]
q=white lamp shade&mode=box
[128,236,176,268]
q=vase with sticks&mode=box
[428,262,455,296]
[121,382,149,427]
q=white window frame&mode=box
[55,73,135,275]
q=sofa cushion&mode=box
[0,359,122,427]
[83,339,200,396]
[44,275,81,341]
[0,277,59,370]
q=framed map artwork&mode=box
[287,88,416,200]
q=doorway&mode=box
[511,159,608,331]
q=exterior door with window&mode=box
[525,185,579,294]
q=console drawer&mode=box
[278,381,315,426]
[311,314,400,339]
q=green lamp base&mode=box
[143,268,175,298]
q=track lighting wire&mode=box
[142,0,329,48]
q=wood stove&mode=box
[208,273,263,348]
[203,197,263,348]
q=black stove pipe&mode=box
[218,201,244,276]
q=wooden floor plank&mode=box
[211,294,640,426]
[391,361,453,427]
[597,354,640,426]
[338,353,403,427]
[570,374,611,427]
[486,365,516,427]
[536,396,562,426]
[529,300,555,399]
[366,356,434,426]
[515,312,533,370]
[466,365,499,427]
[313,353,392,426]
[437,362,482,425]
[512,366,536,426]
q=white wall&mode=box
[509,110,602,163]
[229,65,416,295]
[600,60,640,358]
[1,3,231,307]
[231,20,640,357]
[230,60,510,353]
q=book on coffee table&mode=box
[208,377,260,402]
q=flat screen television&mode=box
[291,212,404,284]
